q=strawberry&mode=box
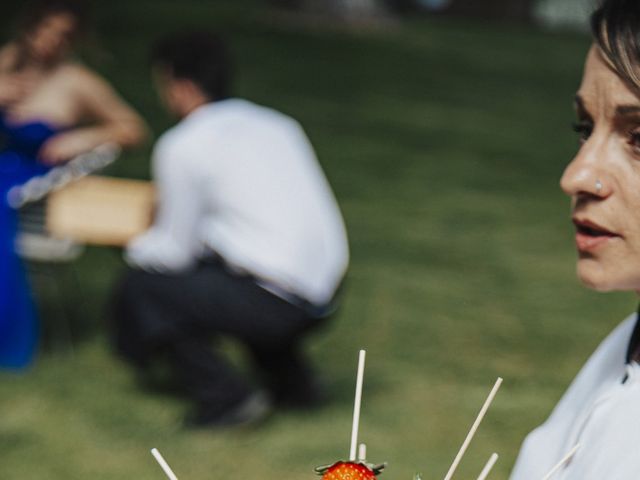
[322,462,377,480]
[315,461,386,480]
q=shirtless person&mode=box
[0,0,146,163]
[0,0,147,368]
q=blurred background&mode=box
[0,0,635,479]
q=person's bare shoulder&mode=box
[56,60,148,145]
[57,62,127,110]
[57,62,109,89]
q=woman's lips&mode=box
[573,218,620,252]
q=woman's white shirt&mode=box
[510,313,640,480]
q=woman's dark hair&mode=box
[17,0,90,42]
[150,32,232,101]
[592,0,640,91]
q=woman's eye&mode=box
[629,130,640,152]
[572,121,593,143]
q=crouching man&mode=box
[111,32,349,428]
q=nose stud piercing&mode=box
[595,179,603,193]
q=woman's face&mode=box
[561,45,640,292]
[24,12,77,64]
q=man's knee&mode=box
[115,268,158,304]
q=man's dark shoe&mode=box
[184,391,272,429]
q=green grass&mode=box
[0,1,636,479]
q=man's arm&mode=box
[125,133,204,272]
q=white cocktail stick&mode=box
[476,453,499,480]
[151,448,179,480]
[443,377,503,480]
[358,443,367,462]
[541,444,580,480]
[349,349,367,461]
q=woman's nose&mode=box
[560,134,609,198]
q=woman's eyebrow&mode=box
[616,104,640,116]
[574,94,640,118]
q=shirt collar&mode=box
[182,98,241,123]
[625,308,640,364]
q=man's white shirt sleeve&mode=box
[125,132,204,273]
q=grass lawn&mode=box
[0,1,636,479]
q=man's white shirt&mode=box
[126,99,349,306]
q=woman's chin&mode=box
[577,263,639,292]
[577,263,616,292]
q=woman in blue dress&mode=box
[0,0,147,368]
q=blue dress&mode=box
[0,112,57,369]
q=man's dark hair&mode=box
[592,0,640,91]
[151,31,232,101]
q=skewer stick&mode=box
[476,453,499,480]
[349,349,367,461]
[358,443,367,462]
[151,448,179,480]
[541,444,580,480]
[442,377,503,480]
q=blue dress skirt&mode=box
[0,115,56,369]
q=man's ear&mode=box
[171,79,203,102]
[171,78,191,99]
[180,79,209,102]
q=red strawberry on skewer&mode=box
[315,352,387,480]
[316,460,386,480]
